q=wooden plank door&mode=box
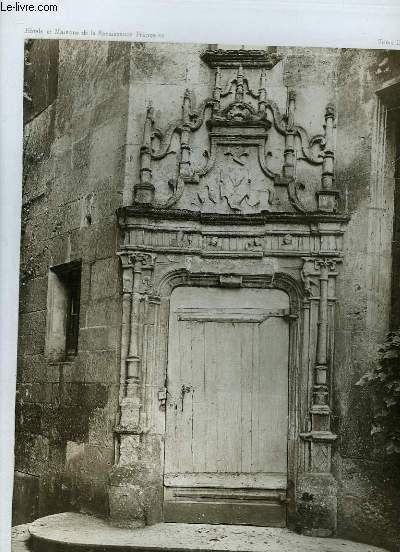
[164,287,289,526]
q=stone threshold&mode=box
[22,512,389,552]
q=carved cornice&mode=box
[118,206,349,226]
[200,49,283,69]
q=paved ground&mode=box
[11,524,31,552]
[20,512,390,552]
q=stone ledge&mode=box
[27,512,389,552]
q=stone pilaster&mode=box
[109,251,159,528]
[297,256,340,536]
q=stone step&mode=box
[11,524,32,552]
[26,512,389,552]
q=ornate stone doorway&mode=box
[110,46,348,536]
[163,286,289,526]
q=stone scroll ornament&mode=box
[134,60,339,214]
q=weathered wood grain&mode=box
[164,287,289,524]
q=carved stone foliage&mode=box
[133,54,339,214]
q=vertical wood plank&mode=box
[259,317,289,473]
[191,321,206,472]
[204,321,218,472]
[251,322,261,471]
[165,287,290,480]
[177,319,194,473]
[240,322,254,472]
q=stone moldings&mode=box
[133,58,338,214]
[113,47,348,535]
[112,206,347,534]
[200,48,283,69]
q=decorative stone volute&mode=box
[132,53,339,216]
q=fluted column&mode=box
[134,105,155,205]
[235,64,244,101]
[117,252,156,432]
[283,90,296,179]
[301,256,340,449]
[179,90,192,179]
[317,104,339,212]
[213,66,222,114]
[258,68,267,115]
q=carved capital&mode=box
[117,251,134,269]
[302,256,340,281]
[130,252,157,270]
[118,251,156,269]
[314,257,341,274]
[301,257,320,297]
[117,252,134,294]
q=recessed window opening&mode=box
[46,260,82,360]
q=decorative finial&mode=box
[258,68,267,114]
[235,64,244,101]
[325,103,335,118]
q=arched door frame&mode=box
[157,269,304,526]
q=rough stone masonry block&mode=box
[108,483,146,529]
[78,326,118,352]
[92,91,129,129]
[90,257,120,301]
[296,473,338,537]
[14,433,50,476]
[333,453,400,550]
[17,354,47,383]
[12,472,40,525]
[85,350,119,384]
[108,462,163,528]
[19,277,48,314]
[86,297,121,328]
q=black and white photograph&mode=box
[5,27,400,552]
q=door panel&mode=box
[164,287,289,526]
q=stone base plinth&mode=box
[108,462,162,528]
[296,473,338,537]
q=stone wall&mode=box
[333,49,400,551]
[14,40,400,550]
[14,40,130,522]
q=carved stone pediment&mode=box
[133,52,340,215]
